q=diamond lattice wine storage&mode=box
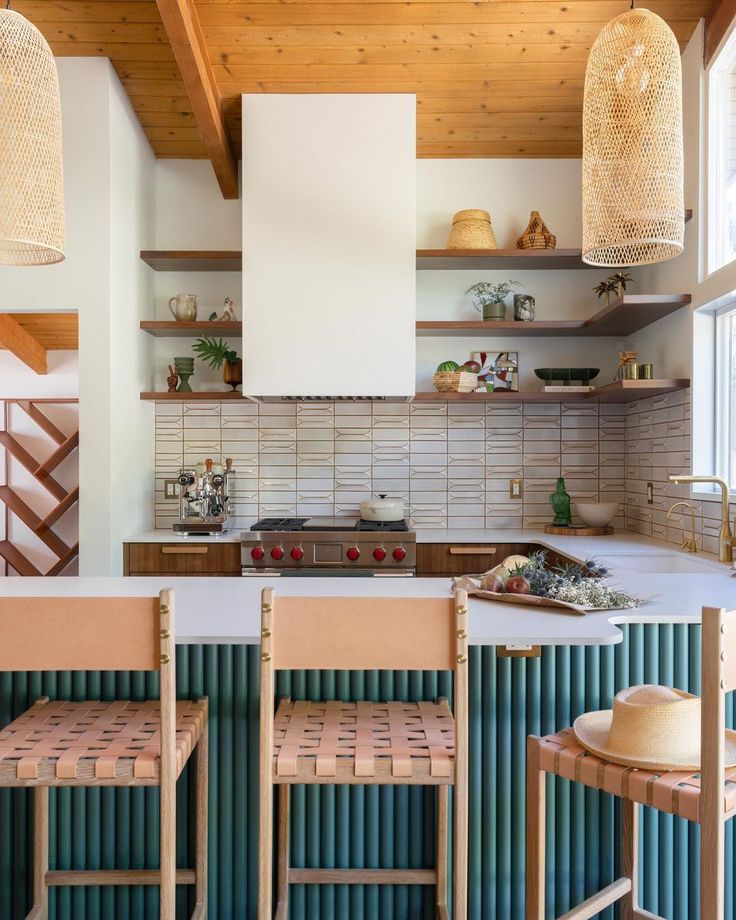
[0,8,65,265]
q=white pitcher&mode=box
[169,294,197,321]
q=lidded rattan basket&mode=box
[517,211,556,250]
[446,210,498,250]
[432,371,478,393]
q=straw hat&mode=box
[573,684,736,771]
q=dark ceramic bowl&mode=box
[534,367,600,385]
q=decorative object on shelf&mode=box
[192,336,242,391]
[466,280,520,321]
[534,367,599,393]
[640,363,653,379]
[513,293,536,322]
[473,351,519,392]
[516,211,556,250]
[447,209,497,249]
[0,8,65,265]
[582,8,684,267]
[169,294,197,321]
[208,297,237,322]
[432,358,478,393]
[574,501,619,528]
[615,343,639,381]
[593,272,634,306]
[549,477,572,526]
[173,356,194,393]
[166,364,179,393]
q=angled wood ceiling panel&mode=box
[15,0,711,160]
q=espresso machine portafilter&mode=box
[173,457,234,534]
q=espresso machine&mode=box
[173,458,234,534]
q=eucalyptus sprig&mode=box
[466,280,521,311]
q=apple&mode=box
[460,360,481,374]
[505,575,532,595]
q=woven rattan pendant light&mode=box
[582,6,683,267]
[0,7,65,265]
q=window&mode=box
[709,32,736,272]
[715,302,736,486]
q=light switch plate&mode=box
[509,478,523,499]
[646,481,654,504]
[164,480,178,500]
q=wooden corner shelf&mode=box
[413,379,689,404]
[140,251,242,272]
[140,391,244,401]
[140,321,242,337]
[416,294,692,339]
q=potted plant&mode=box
[466,280,520,320]
[593,272,634,306]
[192,337,242,391]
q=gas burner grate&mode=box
[355,519,409,532]
[251,518,309,532]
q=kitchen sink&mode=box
[605,554,728,575]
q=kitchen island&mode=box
[2,534,734,920]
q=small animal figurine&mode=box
[167,364,179,393]
[220,297,236,322]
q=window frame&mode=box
[708,27,736,274]
[715,300,736,489]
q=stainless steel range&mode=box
[241,517,416,576]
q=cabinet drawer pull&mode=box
[161,546,208,555]
[448,547,497,555]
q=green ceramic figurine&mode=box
[549,476,572,526]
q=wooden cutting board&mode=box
[544,524,614,536]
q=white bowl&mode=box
[574,501,619,528]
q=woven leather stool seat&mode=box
[0,698,208,785]
[538,727,736,823]
[273,698,456,783]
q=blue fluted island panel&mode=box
[0,624,731,920]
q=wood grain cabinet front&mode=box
[416,541,566,577]
[123,542,241,576]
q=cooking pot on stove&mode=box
[359,494,405,522]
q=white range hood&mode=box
[241,94,416,398]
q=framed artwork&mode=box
[472,351,519,392]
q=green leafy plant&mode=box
[593,272,634,304]
[192,337,240,370]
[466,280,520,311]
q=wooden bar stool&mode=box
[526,605,736,920]
[258,587,469,920]
[0,590,208,920]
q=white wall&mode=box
[0,349,79,398]
[0,58,155,574]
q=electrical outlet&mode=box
[509,478,523,499]
[164,479,178,500]
[647,481,654,505]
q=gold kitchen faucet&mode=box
[668,476,734,563]
[666,500,698,553]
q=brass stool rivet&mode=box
[457,629,467,639]
[160,605,169,615]
[722,678,728,690]
[262,627,272,638]
[457,654,467,664]
[722,651,728,662]
[262,652,272,662]
[160,629,170,640]
[722,624,728,635]
[160,654,170,664]
[457,605,468,615]
[262,603,272,613]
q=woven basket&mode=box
[432,371,478,393]
[517,210,556,250]
[447,209,497,249]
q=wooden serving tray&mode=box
[544,524,613,536]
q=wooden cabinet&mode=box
[416,541,575,577]
[123,542,241,577]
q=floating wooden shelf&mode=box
[140,320,242,337]
[416,294,692,338]
[416,211,692,270]
[140,391,244,400]
[414,379,690,403]
[140,251,242,272]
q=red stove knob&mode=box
[251,546,265,561]
[346,546,361,562]
[393,546,407,562]
[290,546,304,561]
[373,546,387,561]
[271,546,285,561]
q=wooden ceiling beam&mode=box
[154,0,238,199]
[0,315,47,375]
[705,0,736,66]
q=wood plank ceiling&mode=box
[13,1,711,169]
